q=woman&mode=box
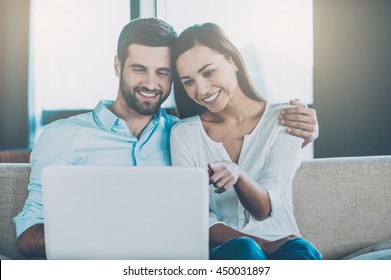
[170,23,322,260]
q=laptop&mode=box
[41,165,209,260]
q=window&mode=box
[157,0,313,104]
[29,0,130,140]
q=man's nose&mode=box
[143,72,159,90]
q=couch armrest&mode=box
[293,156,391,259]
[0,163,31,259]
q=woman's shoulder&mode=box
[171,115,201,133]
[266,102,292,113]
[261,102,291,121]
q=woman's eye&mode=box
[182,80,194,87]
[204,69,214,77]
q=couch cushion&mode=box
[342,240,391,260]
[349,249,391,260]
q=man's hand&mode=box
[16,224,46,258]
[278,99,319,147]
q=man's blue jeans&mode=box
[210,237,322,260]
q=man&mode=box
[13,18,318,258]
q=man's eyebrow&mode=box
[129,64,171,73]
[129,63,145,68]
[180,64,212,80]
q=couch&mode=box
[1,155,390,260]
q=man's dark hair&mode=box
[117,17,177,66]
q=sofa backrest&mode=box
[293,155,391,259]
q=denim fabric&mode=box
[210,237,322,260]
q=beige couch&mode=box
[1,156,391,260]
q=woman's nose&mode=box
[197,80,210,96]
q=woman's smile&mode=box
[201,90,221,104]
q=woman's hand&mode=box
[208,161,242,193]
[208,160,270,220]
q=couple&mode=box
[14,18,321,260]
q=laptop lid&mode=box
[42,165,209,260]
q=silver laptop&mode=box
[41,165,209,260]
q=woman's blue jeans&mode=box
[210,237,322,260]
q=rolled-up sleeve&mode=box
[13,124,70,237]
[257,129,303,216]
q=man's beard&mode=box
[119,79,166,116]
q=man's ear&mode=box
[114,55,121,77]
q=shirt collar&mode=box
[94,100,164,131]
[94,100,118,131]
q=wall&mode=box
[0,0,30,149]
[313,0,391,157]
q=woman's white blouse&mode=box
[170,103,304,241]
